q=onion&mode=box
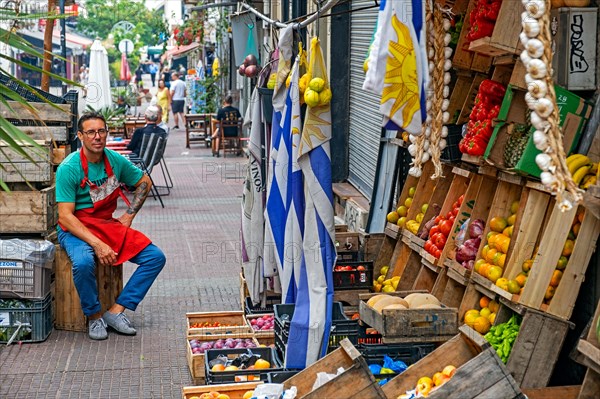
[468,219,485,239]
[245,65,258,78]
[238,64,246,76]
[244,54,258,66]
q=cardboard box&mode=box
[484,85,592,177]
[551,7,598,91]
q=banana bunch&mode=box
[567,154,598,189]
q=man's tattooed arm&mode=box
[126,180,150,214]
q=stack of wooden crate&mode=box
[0,100,73,343]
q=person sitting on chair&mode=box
[127,105,167,157]
[212,96,241,157]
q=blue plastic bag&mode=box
[383,355,408,373]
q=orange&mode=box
[387,211,400,224]
[479,296,491,309]
[224,365,239,371]
[198,394,214,399]
[556,256,568,270]
[482,245,490,260]
[562,239,575,257]
[510,201,520,215]
[473,316,491,334]
[488,300,500,314]
[254,359,271,369]
[545,285,555,300]
[502,225,514,238]
[507,280,521,294]
[487,266,503,283]
[550,270,563,287]
[216,395,230,399]
[490,217,508,233]
[487,231,499,241]
[577,211,584,223]
[474,259,486,274]
[522,259,534,274]
[211,364,225,372]
[492,251,503,266]
[571,222,581,237]
[479,307,491,318]
[515,273,527,287]
[478,263,491,278]
[209,392,220,398]
[499,236,510,254]
[497,253,506,268]
[496,278,509,291]
[507,214,517,226]
[487,234,498,250]
[486,248,498,263]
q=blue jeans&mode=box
[58,230,166,316]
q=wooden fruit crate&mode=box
[15,125,70,143]
[281,338,386,399]
[456,73,488,124]
[411,257,445,295]
[451,0,493,72]
[438,262,472,310]
[0,185,57,234]
[381,325,524,399]
[186,311,252,337]
[186,334,259,380]
[468,0,523,57]
[334,288,371,311]
[358,292,458,343]
[243,313,275,341]
[54,246,123,332]
[504,307,572,389]
[575,299,600,399]
[0,140,53,184]
[440,173,497,269]
[522,386,580,399]
[518,206,600,320]
[182,382,262,399]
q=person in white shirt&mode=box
[170,73,186,129]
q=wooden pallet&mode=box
[282,339,386,399]
[381,326,524,399]
[0,140,54,184]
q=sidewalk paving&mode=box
[0,107,250,398]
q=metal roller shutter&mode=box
[348,0,381,200]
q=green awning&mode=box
[147,45,165,55]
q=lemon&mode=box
[304,89,320,107]
[319,88,332,106]
[380,266,389,276]
[479,307,491,318]
[415,213,424,224]
[382,285,395,293]
[308,77,325,92]
[397,217,407,227]
[299,74,309,93]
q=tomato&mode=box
[452,206,460,216]
[433,233,447,249]
[424,240,433,253]
[357,265,366,271]
[434,248,442,259]
[448,215,456,224]
[344,266,354,271]
[439,220,453,236]
[429,225,441,238]
[446,211,454,219]
[458,195,465,205]
[435,216,443,225]
[452,201,459,210]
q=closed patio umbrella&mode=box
[86,39,112,110]
[120,52,131,83]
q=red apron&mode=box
[62,149,151,265]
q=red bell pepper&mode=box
[479,79,506,101]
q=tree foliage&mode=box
[77,0,168,48]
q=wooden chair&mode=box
[185,113,212,148]
[217,119,244,157]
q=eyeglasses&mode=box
[81,129,108,138]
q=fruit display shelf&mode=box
[281,338,386,399]
[381,326,524,399]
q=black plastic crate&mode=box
[204,347,282,385]
[357,325,383,345]
[274,302,359,352]
[273,332,286,366]
[360,342,436,383]
[333,261,374,290]
[244,295,281,315]
[441,124,464,162]
[0,292,53,343]
[266,370,299,383]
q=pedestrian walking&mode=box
[169,72,186,129]
[56,112,166,341]
[135,65,144,89]
[149,62,158,87]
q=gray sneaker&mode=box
[103,311,137,335]
[88,318,108,340]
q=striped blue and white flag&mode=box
[286,37,336,369]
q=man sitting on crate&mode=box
[56,112,166,340]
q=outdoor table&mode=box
[185,113,215,148]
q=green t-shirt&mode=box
[56,149,144,210]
